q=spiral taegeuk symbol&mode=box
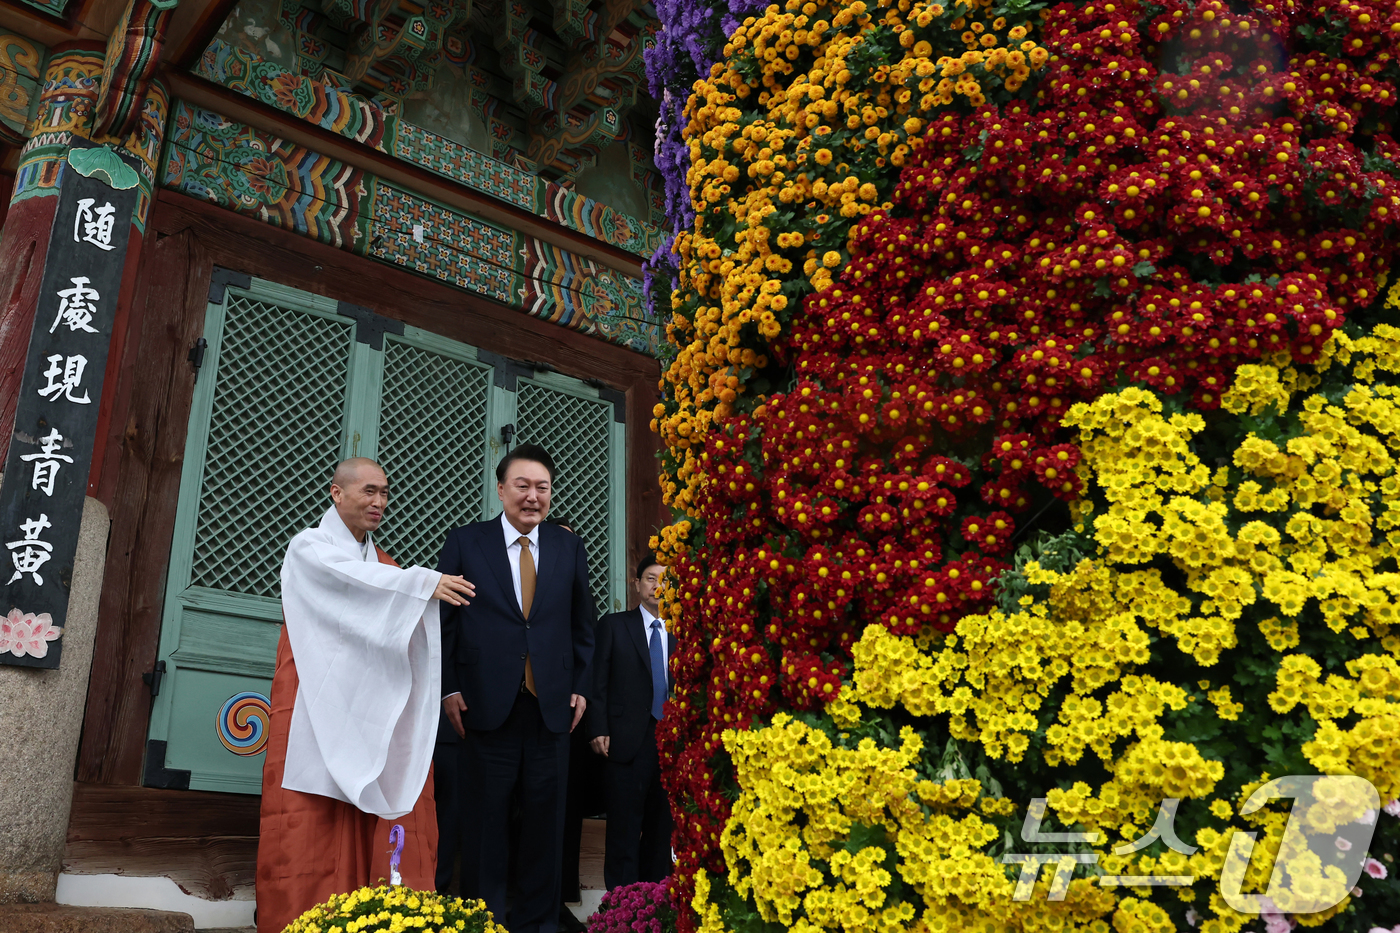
[217,691,271,756]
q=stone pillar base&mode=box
[0,903,193,933]
[0,496,111,903]
[0,869,55,903]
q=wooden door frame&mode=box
[77,187,665,786]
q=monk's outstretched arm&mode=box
[298,540,440,601]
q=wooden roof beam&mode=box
[0,0,235,73]
[162,65,648,280]
[0,0,111,47]
[160,0,240,68]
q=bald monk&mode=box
[257,458,475,933]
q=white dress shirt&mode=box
[502,511,540,612]
[640,604,667,688]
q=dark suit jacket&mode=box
[438,517,595,735]
[585,608,677,763]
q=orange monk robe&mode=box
[256,547,438,933]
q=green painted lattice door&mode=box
[144,274,627,794]
[513,375,627,612]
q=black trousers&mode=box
[561,725,604,902]
[434,737,464,893]
[459,690,570,933]
[603,721,673,890]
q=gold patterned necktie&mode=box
[519,535,537,695]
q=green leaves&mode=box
[1257,717,1316,776]
[991,0,1049,19]
[963,130,990,162]
[1161,694,1225,747]
[714,873,789,933]
[844,821,893,854]
[995,528,1094,613]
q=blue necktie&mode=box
[649,618,666,721]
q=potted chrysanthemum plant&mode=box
[585,881,678,933]
[282,827,504,933]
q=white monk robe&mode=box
[256,506,441,933]
[280,505,441,815]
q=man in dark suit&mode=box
[586,554,674,889]
[437,444,595,933]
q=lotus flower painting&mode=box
[0,608,62,659]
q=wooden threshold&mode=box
[64,782,260,900]
[64,783,610,906]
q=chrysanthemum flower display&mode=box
[586,880,680,933]
[280,885,503,933]
[698,325,1400,933]
[645,0,1400,925]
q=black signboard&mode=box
[0,141,140,669]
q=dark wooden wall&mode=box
[66,188,665,887]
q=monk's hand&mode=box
[434,574,475,606]
[590,735,610,757]
[570,694,587,733]
[442,693,467,738]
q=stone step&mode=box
[0,904,194,933]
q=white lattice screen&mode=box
[514,380,615,612]
[189,296,353,598]
[374,339,493,570]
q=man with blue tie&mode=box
[586,555,674,889]
[437,444,595,933]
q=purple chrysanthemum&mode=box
[641,0,769,330]
[586,881,678,933]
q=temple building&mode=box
[0,0,664,922]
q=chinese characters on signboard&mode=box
[0,143,139,669]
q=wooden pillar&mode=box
[0,167,15,231]
[0,45,169,467]
[0,21,171,904]
[0,205,58,462]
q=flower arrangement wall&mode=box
[644,0,1400,926]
